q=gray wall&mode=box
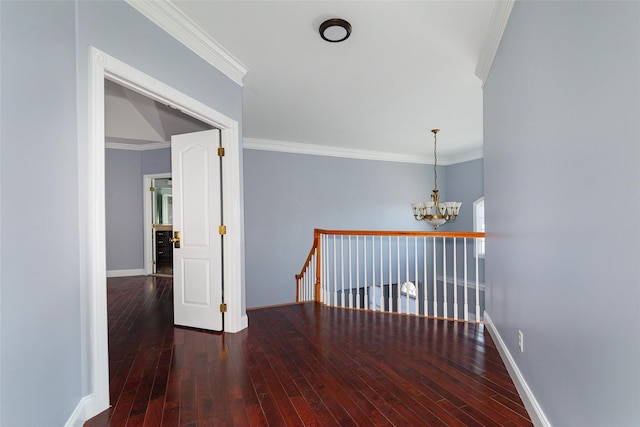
[0,1,242,425]
[443,159,485,285]
[142,146,171,175]
[444,158,483,232]
[243,149,447,308]
[1,2,81,425]
[105,149,144,271]
[484,2,640,425]
[105,147,171,272]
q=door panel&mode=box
[171,129,223,331]
[183,259,210,305]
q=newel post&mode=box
[314,229,321,303]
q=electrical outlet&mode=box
[518,330,524,352]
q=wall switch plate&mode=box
[518,330,524,352]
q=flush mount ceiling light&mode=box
[319,18,352,43]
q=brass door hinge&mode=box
[217,147,225,157]
[150,186,155,192]
[219,225,227,235]
[220,303,227,313]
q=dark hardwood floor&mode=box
[85,275,532,426]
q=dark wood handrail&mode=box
[296,229,485,302]
[314,229,485,238]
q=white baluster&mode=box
[414,236,418,316]
[313,255,317,301]
[371,235,376,311]
[356,235,360,309]
[323,234,328,304]
[326,235,331,304]
[405,236,409,315]
[433,237,437,317]
[348,235,353,309]
[341,235,345,308]
[453,238,458,320]
[307,257,310,301]
[333,234,338,306]
[309,255,313,301]
[380,236,384,312]
[464,237,469,321]
[364,235,368,310]
[475,237,480,321]
[319,235,323,303]
[396,236,401,313]
[423,236,428,316]
[388,236,392,313]
[443,236,448,319]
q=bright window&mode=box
[473,197,485,257]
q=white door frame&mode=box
[86,47,247,418]
[143,173,172,275]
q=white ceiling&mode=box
[105,79,212,149]
[111,1,499,163]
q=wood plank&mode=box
[84,276,532,427]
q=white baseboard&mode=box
[106,268,146,278]
[64,395,93,427]
[240,314,248,330]
[226,314,248,333]
[484,312,551,427]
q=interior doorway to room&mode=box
[104,80,226,398]
[149,175,174,276]
[89,48,246,416]
[104,77,228,330]
[104,78,212,280]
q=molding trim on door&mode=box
[143,173,172,276]
[86,46,246,421]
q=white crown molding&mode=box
[244,137,431,164]
[475,0,515,87]
[105,141,171,151]
[124,0,248,87]
[243,137,481,166]
[444,148,484,165]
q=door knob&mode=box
[170,231,181,248]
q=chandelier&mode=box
[412,129,461,229]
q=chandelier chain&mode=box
[433,131,438,191]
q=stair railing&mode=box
[296,229,485,322]
[295,229,320,303]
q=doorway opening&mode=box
[104,77,213,279]
[87,47,246,418]
[144,174,174,276]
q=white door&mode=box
[171,129,223,331]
